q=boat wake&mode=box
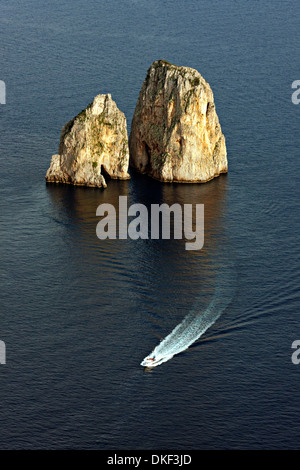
[141,262,236,368]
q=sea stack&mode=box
[46,94,130,189]
[129,60,227,183]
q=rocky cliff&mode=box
[46,94,130,188]
[129,60,227,183]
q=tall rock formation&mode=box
[46,94,130,188]
[129,60,227,183]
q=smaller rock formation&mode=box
[46,94,130,188]
[129,60,227,183]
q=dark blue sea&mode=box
[1,0,300,449]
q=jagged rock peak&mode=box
[46,94,130,189]
[129,60,227,183]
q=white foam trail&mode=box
[141,263,235,368]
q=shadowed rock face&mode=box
[46,94,130,188]
[129,60,227,183]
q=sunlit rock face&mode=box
[46,94,130,188]
[129,60,227,183]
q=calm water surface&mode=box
[0,0,300,449]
